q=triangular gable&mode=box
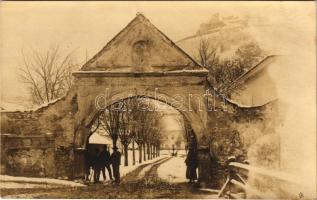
[81,14,202,72]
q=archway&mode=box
[81,94,202,149]
[82,96,198,183]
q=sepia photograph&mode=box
[0,1,316,199]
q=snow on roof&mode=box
[89,132,112,144]
[225,55,281,92]
[0,96,64,113]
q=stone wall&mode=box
[1,111,42,136]
[1,134,55,177]
[0,76,274,183]
[0,89,79,179]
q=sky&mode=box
[0,1,314,104]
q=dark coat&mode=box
[185,150,198,167]
[98,150,111,166]
[85,150,98,169]
[185,150,198,180]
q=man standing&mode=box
[92,148,101,183]
[110,146,121,185]
[98,145,113,181]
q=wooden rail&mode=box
[229,162,300,184]
[230,179,275,199]
[201,159,301,199]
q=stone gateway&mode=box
[0,14,273,185]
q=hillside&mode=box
[176,13,302,62]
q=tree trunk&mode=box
[152,144,155,158]
[150,144,153,160]
[149,144,152,160]
[143,143,147,162]
[155,145,157,157]
[154,144,158,157]
[124,144,129,166]
[147,143,150,160]
[197,149,212,184]
[132,140,135,165]
[112,137,118,149]
[138,143,142,164]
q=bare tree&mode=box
[144,111,163,160]
[129,98,146,165]
[99,97,164,166]
[129,98,157,163]
[118,97,144,166]
[18,46,79,105]
[134,111,149,163]
[195,37,219,87]
[196,37,266,95]
[216,42,266,94]
[197,37,218,69]
[118,100,135,166]
[151,125,162,158]
[99,103,121,149]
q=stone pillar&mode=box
[72,125,90,179]
[197,148,211,186]
[197,134,212,187]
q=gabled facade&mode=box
[81,13,203,72]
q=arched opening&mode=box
[82,95,199,184]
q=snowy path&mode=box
[157,155,189,183]
[122,156,170,183]
[1,155,217,198]
[94,155,169,183]
[137,157,170,179]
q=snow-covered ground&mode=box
[0,175,85,189]
[160,149,187,156]
[0,153,168,189]
[0,182,62,189]
[157,155,189,183]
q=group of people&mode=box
[84,145,121,184]
[84,144,205,185]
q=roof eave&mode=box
[73,69,209,78]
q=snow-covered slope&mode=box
[176,15,312,61]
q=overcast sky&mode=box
[0,1,315,102]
